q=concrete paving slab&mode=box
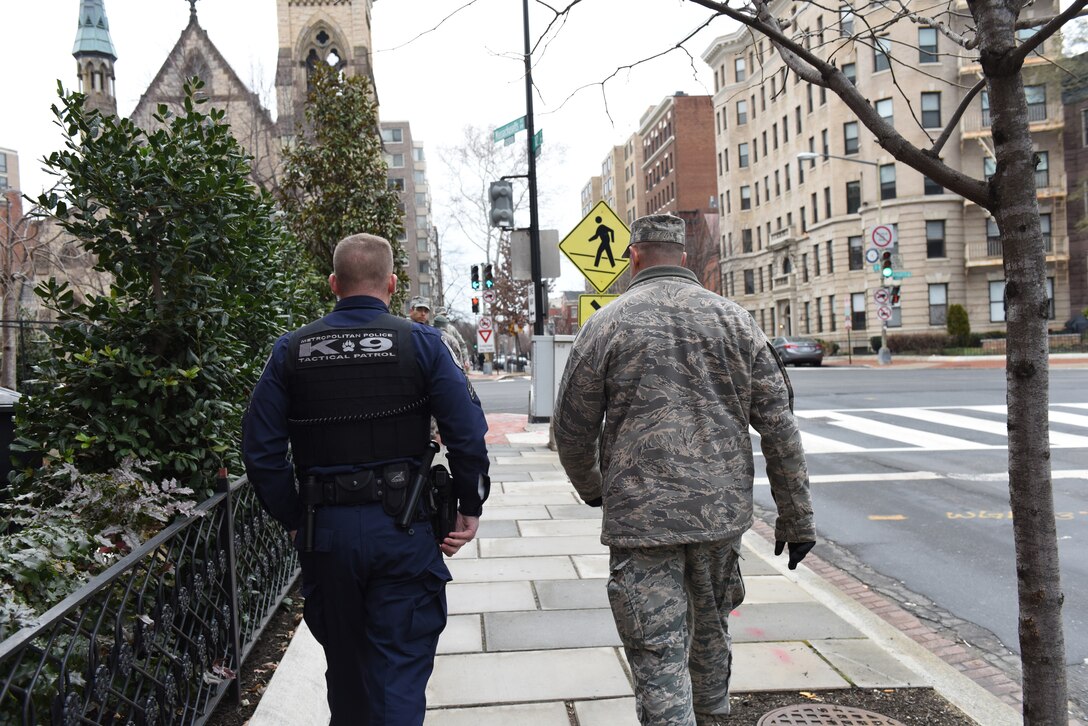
[447,581,538,614]
[507,431,550,445]
[446,555,580,583]
[248,622,330,726]
[475,505,553,520]
[488,472,533,482]
[731,642,851,691]
[546,504,604,519]
[480,534,607,558]
[426,648,633,707]
[447,540,478,560]
[425,702,571,725]
[574,697,640,726]
[438,615,482,654]
[536,579,609,610]
[491,462,563,473]
[743,575,812,604]
[483,608,620,651]
[518,519,603,537]
[738,552,779,576]
[485,492,579,506]
[810,639,924,688]
[530,471,571,481]
[730,602,863,642]
[572,554,610,579]
[475,520,520,539]
[500,481,574,493]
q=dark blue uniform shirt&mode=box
[243,296,490,530]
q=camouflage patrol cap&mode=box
[409,296,431,310]
[622,213,685,258]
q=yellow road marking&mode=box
[868,515,907,521]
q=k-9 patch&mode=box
[296,329,399,367]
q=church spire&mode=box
[72,0,118,116]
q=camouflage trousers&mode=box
[607,536,745,726]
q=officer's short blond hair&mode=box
[333,234,393,293]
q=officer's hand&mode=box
[441,514,480,557]
[584,496,603,508]
[774,540,815,570]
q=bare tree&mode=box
[538,0,1086,720]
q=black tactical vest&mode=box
[285,313,430,472]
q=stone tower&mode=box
[274,0,376,139]
[72,0,118,117]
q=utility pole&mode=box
[522,0,545,336]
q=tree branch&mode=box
[1009,0,1088,67]
[930,77,986,156]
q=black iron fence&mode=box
[0,473,298,725]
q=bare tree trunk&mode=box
[1,282,16,390]
[978,3,1067,721]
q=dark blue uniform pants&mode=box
[299,503,451,726]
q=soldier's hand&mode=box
[441,514,480,557]
[774,540,815,570]
[584,496,603,508]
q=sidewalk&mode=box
[249,416,1024,726]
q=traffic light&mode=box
[891,285,901,304]
[483,263,494,289]
[489,180,514,228]
[881,251,893,279]
[471,296,480,314]
[471,264,480,290]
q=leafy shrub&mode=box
[947,304,971,347]
[814,338,840,356]
[885,333,953,355]
[870,336,883,353]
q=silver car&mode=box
[771,336,824,366]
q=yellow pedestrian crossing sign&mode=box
[559,201,630,293]
[578,294,620,326]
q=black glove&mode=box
[774,540,815,570]
[584,496,603,508]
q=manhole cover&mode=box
[757,703,906,726]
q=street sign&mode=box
[876,305,893,321]
[578,294,620,326]
[558,200,631,293]
[482,289,497,304]
[476,328,495,354]
[870,225,896,248]
[864,248,881,264]
[873,288,890,305]
[478,315,492,331]
[532,129,543,158]
[493,116,526,143]
[889,271,913,280]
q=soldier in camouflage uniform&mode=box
[553,214,816,726]
[434,313,469,372]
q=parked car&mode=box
[771,336,824,366]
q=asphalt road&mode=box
[473,367,1088,708]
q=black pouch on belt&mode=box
[381,462,412,517]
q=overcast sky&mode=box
[0,0,738,302]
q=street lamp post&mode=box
[796,152,891,365]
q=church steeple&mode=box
[73,0,118,116]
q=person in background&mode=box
[408,296,431,325]
[552,213,815,726]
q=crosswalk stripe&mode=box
[870,407,1009,438]
[820,411,991,450]
[966,405,1088,447]
[754,469,1088,486]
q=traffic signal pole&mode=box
[523,0,545,336]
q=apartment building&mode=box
[1063,52,1088,317]
[703,1,1072,347]
[622,132,645,226]
[381,121,436,312]
[600,145,624,215]
[639,93,716,218]
[580,176,603,218]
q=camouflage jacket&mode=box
[553,265,814,547]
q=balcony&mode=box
[961,100,1064,138]
[769,225,799,250]
[966,234,1067,267]
[772,272,794,292]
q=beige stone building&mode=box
[580,176,602,218]
[381,121,437,312]
[702,1,1071,350]
[622,131,645,227]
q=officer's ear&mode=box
[387,273,397,296]
[328,273,340,299]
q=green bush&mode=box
[885,333,953,355]
[947,304,971,347]
[870,335,883,353]
[814,338,840,356]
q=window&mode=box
[989,280,1005,322]
[740,185,752,210]
[1082,108,1088,146]
[807,84,814,113]
[851,292,868,330]
[981,90,991,128]
[919,28,938,62]
[826,241,834,273]
[846,180,861,213]
[381,126,403,143]
[822,129,829,157]
[986,218,1002,256]
[876,98,893,127]
[843,63,856,86]
[843,122,859,154]
[735,57,747,82]
[1046,277,1055,319]
[413,146,425,162]
[984,156,996,182]
[795,106,803,134]
[744,269,755,294]
[829,294,837,331]
[1017,25,1042,52]
[742,228,753,253]
[926,220,946,258]
[738,142,749,168]
[418,260,430,275]
[0,155,7,173]
[415,192,427,206]
[929,284,948,325]
[802,254,809,283]
[762,131,768,156]
[1040,213,1052,251]
[840,5,855,36]
[1025,85,1047,121]
[773,123,779,149]
[415,215,428,229]
[414,170,425,184]
[419,283,430,297]
[880,164,896,199]
[785,163,791,191]
[824,187,832,218]
[388,153,405,168]
[924,175,944,195]
[388,177,405,191]
[811,192,819,222]
[737,100,748,125]
[816,298,824,332]
[874,36,891,72]
[1034,151,1049,187]
[921,92,942,128]
[848,235,864,270]
[775,170,781,196]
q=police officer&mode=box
[243,233,489,726]
[552,214,815,726]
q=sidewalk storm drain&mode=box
[757,703,906,725]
